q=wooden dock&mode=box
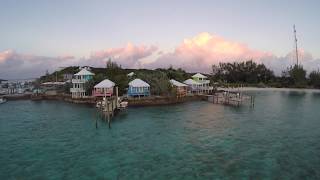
[96,97,118,128]
[206,91,254,107]
[96,87,121,129]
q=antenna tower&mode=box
[293,25,299,66]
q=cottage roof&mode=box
[192,73,207,78]
[170,79,187,87]
[129,79,150,87]
[41,82,66,85]
[74,69,95,76]
[127,72,135,77]
[94,79,115,88]
[184,79,201,85]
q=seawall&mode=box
[127,95,205,107]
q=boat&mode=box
[96,97,128,110]
[118,101,128,110]
[117,97,128,110]
[0,97,7,104]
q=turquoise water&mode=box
[1,89,320,179]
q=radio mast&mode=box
[293,25,299,66]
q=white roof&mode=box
[170,79,187,87]
[74,69,95,76]
[192,73,207,78]
[127,72,135,76]
[94,79,115,88]
[184,79,201,85]
[129,79,150,87]
[41,82,66,85]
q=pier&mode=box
[95,87,128,129]
[97,97,118,128]
[206,91,254,107]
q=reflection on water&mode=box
[1,89,320,179]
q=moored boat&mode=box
[96,97,128,110]
[0,97,7,104]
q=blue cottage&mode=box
[128,78,150,97]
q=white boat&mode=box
[117,97,128,110]
[96,97,128,110]
[118,101,128,110]
[0,97,7,104]
[96,97,107,108]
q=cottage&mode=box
[70,68,94,98]
[128,79,150,97]
[184,79,201,94]
[92,79,115,97]
[127,72,135,77]
[192,73,213,94]
[169,79,187,97]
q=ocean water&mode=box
[1,89,320,179]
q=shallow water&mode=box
[1,89,320,179]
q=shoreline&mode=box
[3,94,206,107]
[127,95,204,107]
[5,87,320,106]
[218,87,320,93]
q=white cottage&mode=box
[70,68,94,98]
[127,72,135,77]
[192,73,213,94]
[184,79,201,94]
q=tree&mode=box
[137,70,172,96]
[211,60,275,84]
[309,70,320,88]
[288,65,307,88]
[84,79,96,95]
[106,58,120,69]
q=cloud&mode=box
[89,43,158,68]
[144,32,320,75]
[146,32,273,72]
[1,32,320,79]
[0,50,76,79]
[261,50,320,75]
[0,43,158,79]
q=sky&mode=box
[1,0,320,79]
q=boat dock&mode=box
[96,97,118,128]
[95,87,128,129]
[205,91,254,107]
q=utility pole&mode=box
[293,25,299,66]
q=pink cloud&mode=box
[147,32,273,72]
[89,43,158,68]
[1,32,320,79]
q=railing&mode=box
[70,88,86,93]
[198,86,214,90]
[92,92,113,97]
[127,91,150,97]
[197,80,210,84]
[72,79,86,84]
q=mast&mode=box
[293,25,299,66]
